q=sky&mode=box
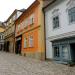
[0,0,35,22]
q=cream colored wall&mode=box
[0,27,5,32]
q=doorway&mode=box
[15,38,22,54]
[6,41,9,52]
[70,43,75,62]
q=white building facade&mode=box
[44,0,75,64]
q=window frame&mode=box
[29,35,34,47]
[29,14,34,25]
[24,37,28,48]
[52,15,60,29]
[68,7,75,24]
[53,45,60,58]
[17,24,20,32]
[24,19,28,28]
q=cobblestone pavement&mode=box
[0,52,75,75]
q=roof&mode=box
[0,21,5,28]
[15,0,40,23]
[5,9,25,23]
[43,0,57,11]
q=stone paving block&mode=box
[0,52,75,75]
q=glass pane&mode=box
[54,46,60,57]
[62,46,68,60]
[53,16,59,29]
[69,7,75,23]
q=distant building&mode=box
[0,22,5,51]
[44,0,75,64]
[4,9,24,53]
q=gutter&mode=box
[43,0,57,11]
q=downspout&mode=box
[42,8,46,60]
[42,0,57,60]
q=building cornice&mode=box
[15,25,40,37]
[48,31,75,41]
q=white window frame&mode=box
[29,14,34,25]
[24,19,28,28]
[24,37,27,48]
[29,36,34,47]
[66,0,75,25]
[68,7,75,24]
[9,19,12,24]
[52,9,60,30]
[13,15,16,21]
[52,15,60,29]
[17,24,20,32]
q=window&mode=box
[2,36,3,39]
[24,19,28,28]
[6,23,8,26]
[54,46,60,57]
[53,15,59,29]
[17,24,20,31]
[29,14,34,25]
[68,7,75,23]
[21,22,24,30]
[24,38,27,48]
[62,45,68,60]
[0,35,3,39]
[9,19,12,24]
[0,36,1,39]
[13,15,16,21]
[29,36,34,47]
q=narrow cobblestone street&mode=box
[0,51,75,75]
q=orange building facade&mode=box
[15,0,45,60]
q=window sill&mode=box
[24,26,28,29]
[28,46,34,48]
[69,21,75,25]
[24,46,34,49]
[53,27,61,31]
[29,23,34,26]
[23,47,27,49]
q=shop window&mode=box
[54,46,60,57]
[62,45,68,60]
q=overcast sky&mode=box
[0,0,35,22]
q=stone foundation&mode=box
[21,52,45,60]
